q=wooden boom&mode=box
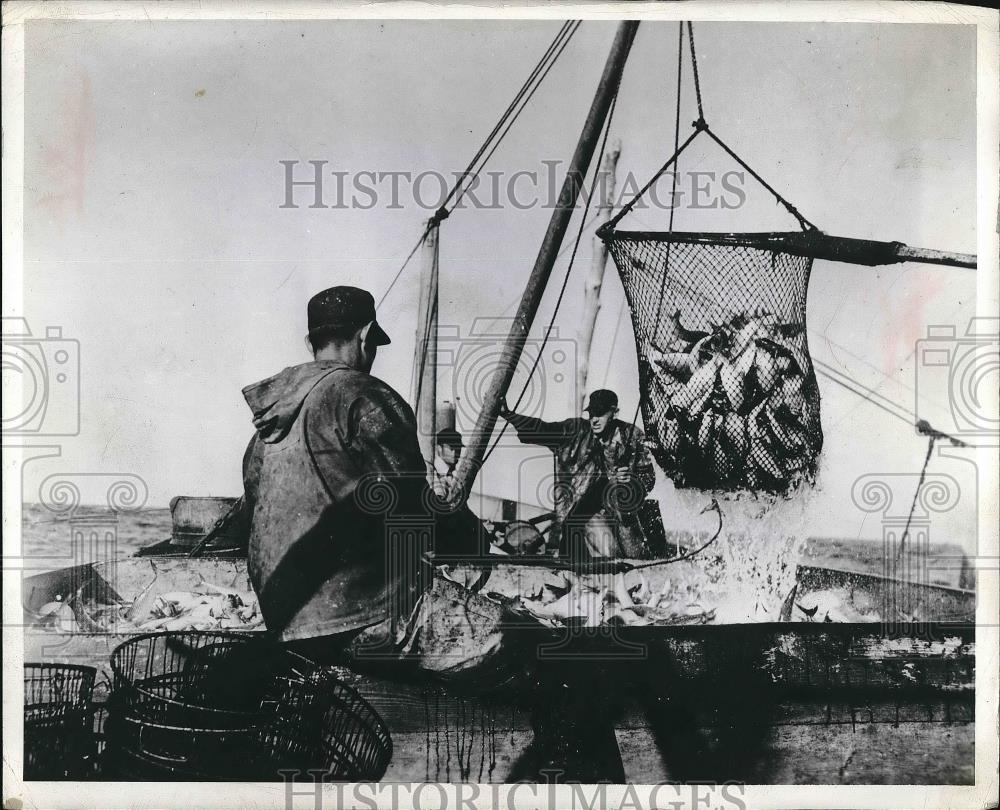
[452,21,641,497]
[603,229,977,269]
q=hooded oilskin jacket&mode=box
[241,360,430,642]
[504,413,656,557]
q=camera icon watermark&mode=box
[1,317,80,436]
[914,316,999,443]
[436,318,577,440]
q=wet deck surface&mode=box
[25,622,975,784]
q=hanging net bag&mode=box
[600,23,825,495]
[605,231,822,493]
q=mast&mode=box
[453,21,640,496]
[576,138,621,414]
[412,219,440,480]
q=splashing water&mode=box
[706,530,805,622]
[659,482,815,623]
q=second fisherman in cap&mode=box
[499,389,655,559]
[432,427,465,507]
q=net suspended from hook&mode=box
[608,229,824,494]
[599,22,976,496]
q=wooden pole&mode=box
[599,231,977,270]
[412,220,439,480]
[576,138,621,415]
[894,243,976,269]
[453,21,640,496]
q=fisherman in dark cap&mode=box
[238,285,483,658]
[499,389,656,558]
[432,427,464,507]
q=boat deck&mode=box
[22,550,975,784]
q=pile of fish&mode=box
[129,583,263,632]
[506,571,715,628]
[512,576,884,627]
[646,309,821,492]
[31,581,264,633]
[792,588,883,623]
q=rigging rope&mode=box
[600,128,701,236]
[412,229,440,418]
[601,297,627,387]
[378,21,582,307]
[811,355,915,425]
[601,22,815,238]
[895,435,936,562]
[603,21,825,494]
[452,21,582,211]
[603,122,816,234]
[626,21,689,447]
[686,21,704,123]
[481,81,623,465]
[445,21,577,212]
[481,210,604,331]
[701,128,815,232]
[651,22,686,335]
[893,421,968,563]
[377,237,427,309]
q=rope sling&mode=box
[598,25,976,497]
[600,23,830,495]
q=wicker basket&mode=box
[23,663,97,780]
[255,669,392,781]
[105,631,391,781]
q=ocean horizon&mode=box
[18,501,972,590]
[20,502,172,571]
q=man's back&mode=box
[242,360,426,641]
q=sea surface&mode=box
[21,503,172,572]
[19,503,971,590]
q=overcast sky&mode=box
[17,19,980,547]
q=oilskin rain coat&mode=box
[504,413,656,558]
[241,361,434,641]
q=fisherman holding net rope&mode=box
[499,389,657,559]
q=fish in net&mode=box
[594,21,971,495]
[605,232,823,494]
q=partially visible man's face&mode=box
[589,409,615,436]
[438,442,459,467]
[359,324,378,373]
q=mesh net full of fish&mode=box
[606,232,823,494]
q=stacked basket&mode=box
[23,663,98,780]
[104,631,391,781]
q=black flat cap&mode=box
[307,286,390,346]
[435,427,464,449]
[584,389,618,416]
